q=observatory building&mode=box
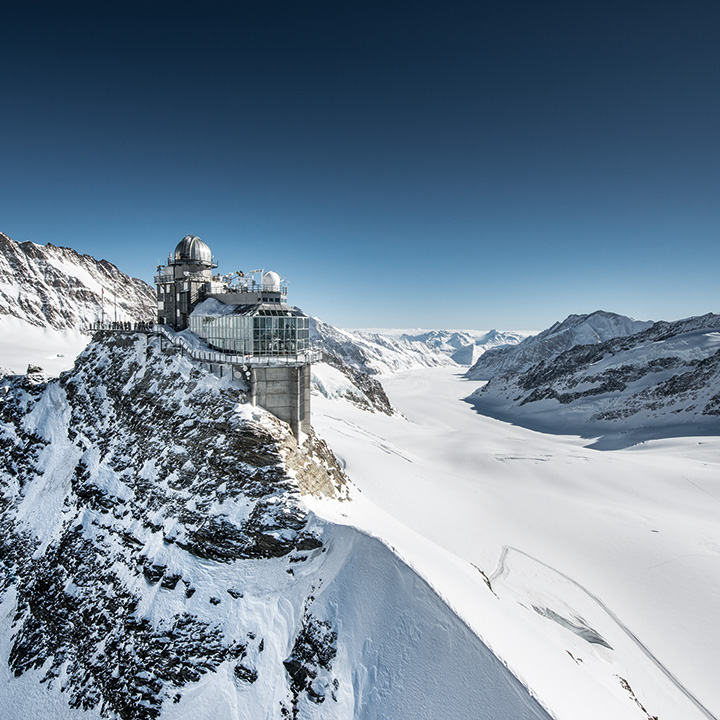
[155,235,317,436]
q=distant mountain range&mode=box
[401,329,529,366]
[467,310,720,441]
[310,319,456,375]
[308,322,529,414]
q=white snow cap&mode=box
[262,271,281,291]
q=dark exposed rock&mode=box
[142,562,168,584]
[283,613,338,714]
[161,573,182,590]
[320,351,395,415]
[234,663,258,683]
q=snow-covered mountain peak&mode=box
[467,310,652,380]
[541,310,653,346]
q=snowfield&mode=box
[309,366,720,720]
[0,315,89,375]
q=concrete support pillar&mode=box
[250,364,312,438]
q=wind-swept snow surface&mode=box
[310,367,720,720]
[0,315,89,375]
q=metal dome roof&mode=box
[173,235,212,266]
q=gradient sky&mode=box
[2,0,718,330]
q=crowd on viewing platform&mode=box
[88,321,155,332]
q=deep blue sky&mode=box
[2,1,718,330]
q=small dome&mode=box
[262,271,281,291]
[174,235,212,266]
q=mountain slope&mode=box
[466,311,652,380]
[0,331,552,720]
[309,318,456,415]
[0,232,155,329]
[312,355,396,415]
[0,232,156,374]
[468,313,720,440]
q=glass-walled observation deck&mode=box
[188,305,310,357]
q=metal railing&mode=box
[154,325,320,366]
[152,275,289,297]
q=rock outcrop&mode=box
[0,331,347,719]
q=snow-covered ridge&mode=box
[466,310,652,380]
[0,231,155,330]
[0,232,156,374]
[0,332,551,720]
[468,312,720,439]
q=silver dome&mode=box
[174,235,212,266]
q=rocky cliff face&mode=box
[468,313,720,438]
[313,351,396,415]
[0,232,155,329]
[0,331,349,719]
[466,311,652,381]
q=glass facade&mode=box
[189,311,310,356]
